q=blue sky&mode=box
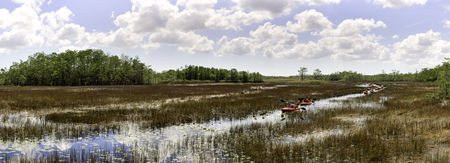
[1,0,450,76]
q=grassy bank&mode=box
[205,82,450,162]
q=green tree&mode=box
[312,69,322,80]
[231,68,238,83]
[298,67,308,81]
[437,59,450,99]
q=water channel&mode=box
[0,84,388,162]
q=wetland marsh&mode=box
[0,81,449,162]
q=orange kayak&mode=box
[300,101,312,105]
[281,107,305,113]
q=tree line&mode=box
[267,60,450,99]
[167,65,263,84]
[265,61,450,83]
[0,49,263,86]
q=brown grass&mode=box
[7,81,450,162]
[203,81,450,162]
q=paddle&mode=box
[298,98,316,103]
[281,99,307,111]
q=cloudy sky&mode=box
[1,0,450,76]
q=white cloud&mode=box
[392,35,399,39]
[142,30,214,54]
[58,45,93,53]
[313,18,386,36]
[0,0,344,54]
[218,36,256,55]
[176,0,188,6]
[58,24,84,40]
[392,30,450,66]
[185,0,217,10]
[249,22,297,45]
[233,0,295,16]
[0,29,44,53]
[101,28,144,49]
[218,17,390,62]
[167,9,211,31]
[322,34,390,61]
[266,34,390,61]
[286,9,333,33]
[56,23,85,40]
[299,0,341,6]
[0,1,45,53]
[114,0,178,33]
[224,0,340,30]
[219,22,297,56]
[271,41,331,59]
[369,0,427,8]
[233,0,340,17]
[40,6,74,29]
[443,19,450,28]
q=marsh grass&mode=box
[201,82,450,162]
[0,84,256,112]
[11,82,450,162]
[287,80,329,85]
[44,84,362,127]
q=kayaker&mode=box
[288,102,298,109]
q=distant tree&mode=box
[231,68,238,83]
[328,72,342,81]
[391,69,400,81]
[438,59,450,99]
[312,69,322,80]
[298,67,308,81]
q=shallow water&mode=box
[0,84,388,162]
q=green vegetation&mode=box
[286,79,328,85]
[266,59,450,84]
[3,81,450,162]
[312,68,322,80]
[0,49,263,86]
[173,65,263,84]
[0,83,361,141]
[204,82,450,162]
[298,67,308,81]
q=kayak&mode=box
[281,107,304,113]
[300,101,312,105]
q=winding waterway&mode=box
[0,84,388,162]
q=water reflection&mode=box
[1,84,389,162]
